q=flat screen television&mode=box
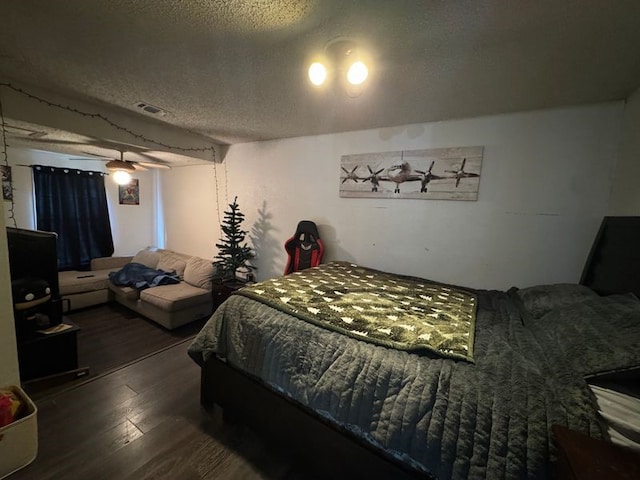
[6,227,63,330]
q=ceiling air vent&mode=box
[134,101,169,116]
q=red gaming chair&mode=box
[284,221,325,274]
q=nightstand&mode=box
[211,280,252,311]
[17,320,89,382]
[552,424,640,480]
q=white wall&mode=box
[0,211,19,387]
[608,87,640,214]
[108,168,158,256]
[160,164,222,259]
[3,148,157,256]
[163,103,623,291]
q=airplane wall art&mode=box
[339,146,483,200]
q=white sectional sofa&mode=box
[58,247,216,330]
[58,256,132,311]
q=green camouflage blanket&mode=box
[236,261,477,361]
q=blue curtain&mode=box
[33,165,114,271]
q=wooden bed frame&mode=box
[200,216,640,479]
[200,357,429,479]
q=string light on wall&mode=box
[0,83,218,158]
[0,94,17,227]
[0,82,229,226]
[308,38,371,97]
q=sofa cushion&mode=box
[132,248,160,269]
[184,257,215,290]
[140,283,210,312]
[107,281,141,301]
[157,250,188,277]
[90,256,133,271]
[59,270,111,295]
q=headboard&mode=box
[580,216,640,297]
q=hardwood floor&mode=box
[12,340,310,480]
[22,303,207,399]
[72,302,207,377]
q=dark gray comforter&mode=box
[189,282,640,479]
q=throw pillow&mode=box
[516,283,598,319]
[184,257,216,290]
[157,251,187,277]
[132,248,160,269]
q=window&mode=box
[33,165,114,270]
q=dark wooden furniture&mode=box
[581,216,640,297]
[552,425,640,480]
[198,216,640,479]
[17,320,88,382]
[211,280,251,311]
[201,355,427,480]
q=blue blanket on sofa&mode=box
[108,262,180,289]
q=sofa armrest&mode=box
[90,256,133,271]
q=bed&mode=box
[188,216,640,479]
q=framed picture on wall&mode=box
[340,146,483,200]
[119,179,139,205]
[1,165,12,201]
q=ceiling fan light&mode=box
[113,170,132,185]
[309,62,327,86]
[105,159,136,172]
[347,61,368,85]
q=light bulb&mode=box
[308,62,327,86]
[347,61,368,85]
[113,170,132,185]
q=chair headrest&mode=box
[292,220,320,243]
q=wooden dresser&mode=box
[552,424,640,480]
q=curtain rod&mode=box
[15,164,110,175]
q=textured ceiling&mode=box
[1,0,640,154]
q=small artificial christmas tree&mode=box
[213,196,255,282]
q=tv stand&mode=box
[17,319,89,385]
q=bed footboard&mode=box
[200,356,430,480]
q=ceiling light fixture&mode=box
[106,151,135,185]
[308,38,370,95]
[112,169,132,185]
[308,62,328,86]
[346,61,368,86]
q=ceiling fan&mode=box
[90,150,171,172]
[3,126,172,170]
[88,150,171,185]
